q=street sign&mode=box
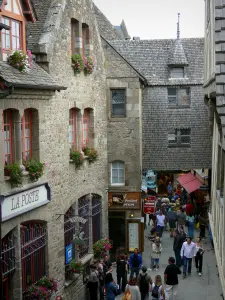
[143,196,156,214]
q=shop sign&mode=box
[128,222,139,251]
[143,196,156,214]
[0,183,51,222]
[108,192,141,210]
[65,244,73,264]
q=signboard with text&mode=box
[143,196,156,214]
[0,183,51,222]
[108,192,141,210]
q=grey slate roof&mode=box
[0,61,66,90]
[109,38,204,85]
[114,20,130,40]
[168,39,188,66]
[93,3,123,40]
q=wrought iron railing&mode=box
[2,231,16,278]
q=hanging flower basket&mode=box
[7,50,30,72]
[83,56,95,75]
[70,150,84,167]
[82,147,98,163]
[4,163,23,187]
[23,159,45,182]
[68,261,84,274]
[71,54,84,74]
[26,276,57,299]
[93,238,113,258]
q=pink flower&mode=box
[44,162,48,167]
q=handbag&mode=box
[195,222,200,229]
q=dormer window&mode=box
[170,67,184,78]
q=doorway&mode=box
[108,212,126,262]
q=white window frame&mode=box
[111,161,125,186]
[170,67,184,79]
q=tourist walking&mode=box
[164,257,181,300]
[167,181,173,199]
[177,208,186,232]
[137,265,152,300]
[180,237,197,278]
[97,260,105,300]
[173,228,186,268]
[195,237,205,276]
[186,213,195,238]
[150,237,162,271]
[87,264,99,300]
[116,254,127,292]
[167,207,177,237]
[103,254,112,275]
[129,248,142,278]
[156,210,166,237]
[124,278,141,300]
[199,210,208,239]
[151,275,165,300]
[105,273,119,300]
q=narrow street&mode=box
[114,225,222,299]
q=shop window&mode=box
[170,67,184,78]
[21,222,47,299]
[82,23,90,56]
[78,196,90,258]
[69,108,78,150]
[168,87,190,107]
[168,128,191,147]
[71,19,79,55]
[64,206,76,267]
[21,109,32,160]
[111,89,126,117]
[3,110,13,165]
[92,195,101,244]
[111,161,125,185]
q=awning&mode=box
[177,173,202,194]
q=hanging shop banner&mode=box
[65,244,73,264]
[0,183,51,222]
[108,192,141,210]
[143,196,156,214]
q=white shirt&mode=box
[157,215,165,227]
[180,241,196,258]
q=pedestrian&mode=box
[177,208,186,232]
[103,254,112,275]
[167,181,173,198]
[156,198,162,211]
[87,264,99,300]
[116,254,128,292]
[199,210,208,239]
[208,224,214,249]
[156,210,166,237]
[129,248,142,278]
[123,277,141,300]
[105,273,119,300]
[151,275,165,300]
[185,200,194,215]
[167,206,177,237]
[137,265,152,300]
[150,237,162,271]
[164,257,181,300]
[97,260,105,300]
[180,237,197,278]
[173,228,186,268]
[186,213,195,238]
[195,237,205,276]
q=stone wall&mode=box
[142,85,212,170]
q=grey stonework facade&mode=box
[0,0,107,299]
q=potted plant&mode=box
[70,150,84,168]
[26,276,57,299]
[4,163,23,187]
[93,238,113,258]
[7,50,30,72]
[82,147,98,163]
[23,159,45,182]
[71,54,84,74]
[83,56,95,75]
[69,260,84,274]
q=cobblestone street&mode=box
[114,225,223,299]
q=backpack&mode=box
[122,288,132,300]
[152,284,161,298]
[139,274,149,293]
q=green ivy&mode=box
[4,164,23,187]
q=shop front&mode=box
[108,192,144,261]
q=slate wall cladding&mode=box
[1,1,107,299]
[143,85,212,170]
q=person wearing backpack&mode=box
[151,275,165,300]
[137,265,152,300]
[87,264,99,300]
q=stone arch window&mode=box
[71,18,80,55]
[69,108,81,150]
[21,222,47,299]
[92,194,101,244]
[111,160,125,186]
[82,108,94,148]
[82,23,90,56]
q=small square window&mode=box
[111,89,126,117]
[168,128,191,147]
[168,87,190,107]
[170,68,184,78]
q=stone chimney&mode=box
[0,22,10,61]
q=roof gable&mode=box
[168,39,188,66]
[0,0,36,22]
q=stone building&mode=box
[0,0,107,299]
[204,0,225,296]
[94,4,145,259]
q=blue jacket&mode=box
[129,253,142,268]
[105,282,117,300]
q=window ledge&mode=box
[80,253,93,265]
[168,105,190,109]
[109,117,127,122]
[69,156,89,164]
[64,273,80,287]
[168,144,191,148]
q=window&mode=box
[82,23,89,56]
[111,89,126,117]
[78,196,90,258]
[92,195,101,244]
[168,87,190,107]
[170,67,184,78]
[1,17,21,51]
[21,109,32,160]
[71,19,79,54]
[3,110,13,165]
[69,109,77,150]
[82,109,89,147]
[21,223,47,300]
[111,161,125,185]
[64,206,76,267]
[168,128,191,147]
[4,0,21,15]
